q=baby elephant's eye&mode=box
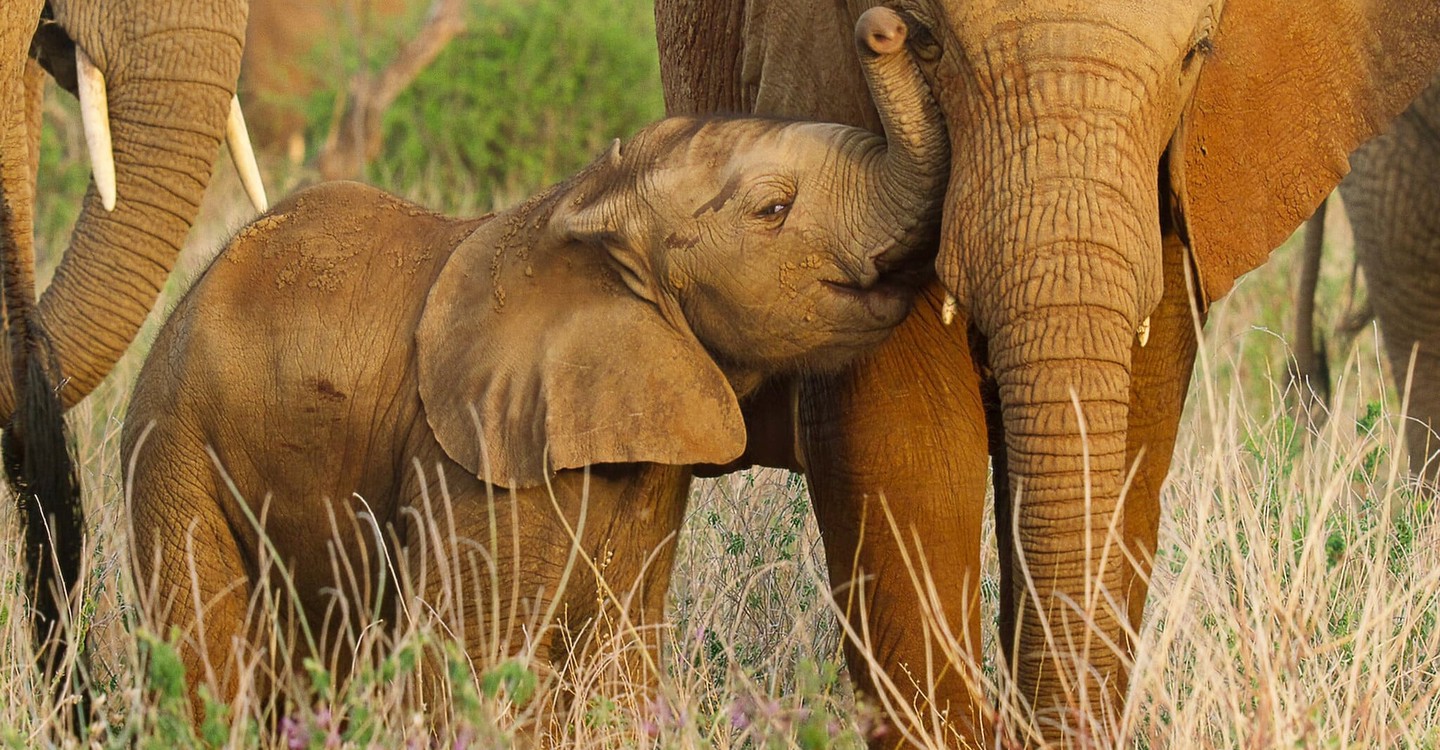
[758,202,791,219]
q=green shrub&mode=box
[316,0,666,211]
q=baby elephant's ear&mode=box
[416,239,746,489]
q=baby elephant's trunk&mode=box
[853,7,949,262]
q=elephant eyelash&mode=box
[742,174,797,225]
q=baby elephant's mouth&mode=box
[820,274,914,321]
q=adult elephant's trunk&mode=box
[849,8,948,261]
[0,1,251,416]
[988,252,1138,722]
[943,85,1164,729]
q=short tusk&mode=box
[1137,316,1151,347]
[941,293,958,326]
[226,96,268,212]
[76,47,116,212]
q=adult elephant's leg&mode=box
[800,282,992,745]
[1363,238,1440,479]
[1342,91,1440,480]
[1118,234,1202,630]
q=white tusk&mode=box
[941,293,958,326]
[1137,316,1151,347]
[76,47,116,212]
[226,96,268,212]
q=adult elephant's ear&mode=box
[1169,2,1440,307]
[415,222,746,489]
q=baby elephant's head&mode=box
[553,7,947,376]
[420,9,948,487]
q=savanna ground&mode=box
[7,0,1440,747]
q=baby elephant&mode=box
[123,8,944,716]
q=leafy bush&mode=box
[312,0,666,211]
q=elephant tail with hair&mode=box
[0,214,88,723]
[1290,199,1334,432]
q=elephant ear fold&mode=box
[415,237,746,489]
[1169,1,1440,307]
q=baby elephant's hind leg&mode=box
[126,430,259,720]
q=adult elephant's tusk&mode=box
[76,46,116,212]
[226,96,269,212]
[941,293,958,326]
[1137,316,1151,347]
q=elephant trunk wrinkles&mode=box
[964,161,1156,731]
[988,263,1136,729]
[852,27,948,261]
[0,9,246,418]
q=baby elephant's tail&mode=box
[1,242,88,727]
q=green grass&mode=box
[286,0,665,212]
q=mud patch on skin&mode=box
[664,231,699,250]
[693,173,742,217]
[225,213,293,262]
[274,234,360,291]
[485,193,560,313]
[377,192,444,218]
[776,252,826,298]
[386,244,436,274]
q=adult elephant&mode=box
[1,0,261,719]
[1296,76,1440,479]
[656,1,1440,745]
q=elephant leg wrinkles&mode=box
[800,281,993,744]
[128,422,264,720]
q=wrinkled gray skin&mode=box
[121,10,947,719]
[0,0,247,723]
[1295,76,1440,478]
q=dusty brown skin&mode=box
[1295,76,1440,479]
[1,0,248,718]
[658,0,1440,745]
[122,16,946,715]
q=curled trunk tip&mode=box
[851,7,949,259]
[855,7,908,57]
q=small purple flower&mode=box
[728,700,751,731]
[645,696,689,735]
[280,716,306,750]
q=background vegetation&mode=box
[12,0,1440,747]
[282,0,666,211]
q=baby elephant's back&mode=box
[125,182,487,524]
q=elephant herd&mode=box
[4,1,1440,748]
